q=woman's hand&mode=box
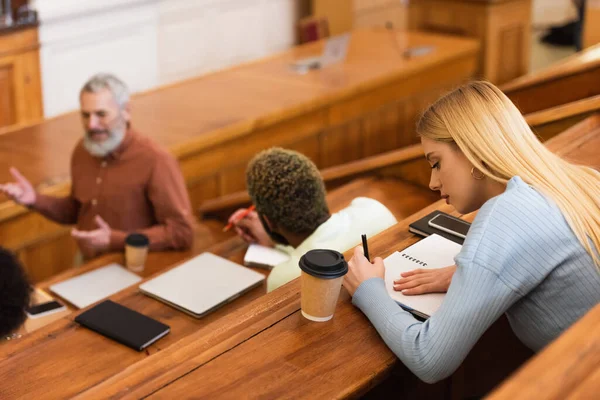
[343,246,385,296]
[393,265,457,295]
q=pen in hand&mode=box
[361,234,370,262]
[223,205,256,232]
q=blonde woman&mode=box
[343,81,600,383]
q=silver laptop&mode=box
[50,263,142,309]
[138,253,265,318]
[291,33,351,73]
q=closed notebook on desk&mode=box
[75,300,170,351]
[408,210,469,245]
[384,234,462,319]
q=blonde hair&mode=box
[417,81,600,270]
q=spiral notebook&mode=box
[384,234,462,319]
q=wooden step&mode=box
[326,177,440,220]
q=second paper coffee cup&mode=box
[125,233,150,272]
[299,249,348,322]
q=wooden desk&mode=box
[0,236,254,399]
[0,29,479,283]
[317,0,532,84]
[71,115,599,399]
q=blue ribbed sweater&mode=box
[352,176,600,383]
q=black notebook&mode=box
[408,210,469,245]
[75,300,170,351]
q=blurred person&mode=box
[0,248,31,338]
[0,74,194,259]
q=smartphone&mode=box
[428,214,470,239]
[26,300,67,319]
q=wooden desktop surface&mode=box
[0,236,253,399]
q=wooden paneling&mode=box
[0,30,479,282]
[319,121,362,168]
[0,62,16,126]
[187,175,220,213]
[0,27,43,129]
[351,0,422,30]
[362,103,402,156]
[17,233,79,282]
[483,0,532,84]
[583,0,600,49]
[312,0,353,35]
[501,43,600,114]
[287,134,321,166]
[497,25,525,84]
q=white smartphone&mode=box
[26,300,67,319]
[428,214,470,239]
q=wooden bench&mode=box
[502,43,600,114]
[199,98,600,221]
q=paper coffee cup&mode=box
[299,249,348,322]
[125,233,149,273]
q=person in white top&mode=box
[228,148,397,292]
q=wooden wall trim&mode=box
[501,43,600,93]
[524,95,600,127]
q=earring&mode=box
[471,167,485,180]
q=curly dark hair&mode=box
[246,148,329,234]
[0,248,31,337]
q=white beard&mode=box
[83,127,126,157]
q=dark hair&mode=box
[246,148,329,234]
[0,248,31,337]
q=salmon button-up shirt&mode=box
[33,129,194,257]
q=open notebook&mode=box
[384,234,462,319]
[244,244,290,270]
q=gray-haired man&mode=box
[0,74,194,259]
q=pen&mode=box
[361,234,370,262]
[223,205,256,232]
